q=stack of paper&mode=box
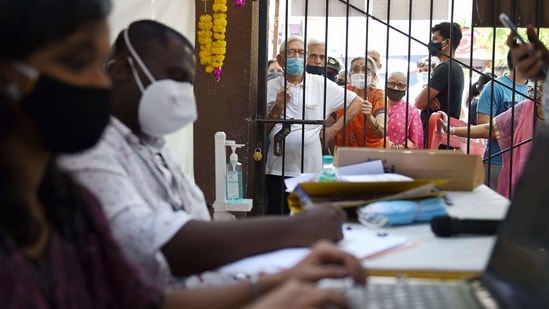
[286,161,447,213]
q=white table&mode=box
[361,185,509,279]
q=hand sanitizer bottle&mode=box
[226,144,243,203]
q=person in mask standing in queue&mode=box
[304,38,338,83]
[326,56,388,152]
[408,55,440,102]
[414,22,464,147]
[385,71,424,149]
[265,35,364,215]
[325,56,341,83]
[267,59,284,81]
[58,20,358,291]
[305,38,327,76]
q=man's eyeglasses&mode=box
[286,49,307,58]
[387,81,407,90]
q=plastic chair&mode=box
[428,112,486,155]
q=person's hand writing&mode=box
[243,279,348,309]
[291,206,346,244]
[507,25,549,81]
[429,97,440,111]
[279,240,367,286]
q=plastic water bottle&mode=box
[316,155,340,182]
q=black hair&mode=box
[506,50,514,71]
[467,72,494,104]
[0,0,111,60]
[0,0,111,248]
[112,19,194,60]
[432,22,462,51]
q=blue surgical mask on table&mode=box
[285,57,304,76]
[357,197,448,228]
[123,29,197,137]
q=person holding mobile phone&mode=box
[477,50,529,191]
[507,26,549,127]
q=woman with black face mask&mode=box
[385,71,424,149]
[0,0,164,307]
[0,1,364,308]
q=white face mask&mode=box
[418,71,430,85]
[123,29,197,137]
[138,80,197,137]
[351,73,366,89]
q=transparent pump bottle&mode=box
[226,144,244,202]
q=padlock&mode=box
[253,147,263,161]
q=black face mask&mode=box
[267,72,282,81]
[306,65,327,76]
[306,65,338,82]
[428,41,443,57]
[385,88,406,102]
[20,74,111,154]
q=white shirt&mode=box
[58,117,211,287]
[266,73,357,177]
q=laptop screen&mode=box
[482,123,549,309]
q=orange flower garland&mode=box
[198,0,227,80]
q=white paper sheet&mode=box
[284,160,404,192]
[217,225,408,275]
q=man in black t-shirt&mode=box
[415,22,464,147]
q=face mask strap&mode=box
[123,28,156,84]
[12,62,39,80]
[126,57,146,93]
[9,61,40,100]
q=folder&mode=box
[288,179,447,213]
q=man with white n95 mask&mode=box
[58,20,348,289]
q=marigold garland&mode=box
[198,0,227,80]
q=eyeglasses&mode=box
[286,49,307,58]
[387,81,407,90]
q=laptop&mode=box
[337,123,549,309]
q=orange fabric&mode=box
[335,85,388,148]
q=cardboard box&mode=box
[334,147,485,191]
